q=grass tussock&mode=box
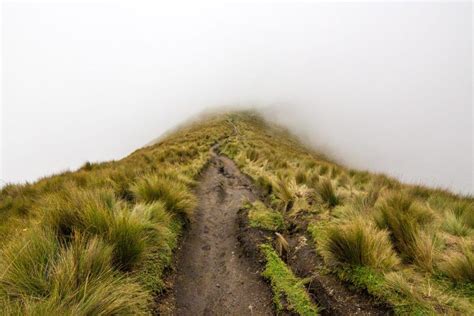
[453,200,474,229]
[0,228,59,299]
[0,230,150,314]
[273,177,295,212]
[439,243,474,282]
[132,174,197,218]
[315,178,340,208]
[442,210,471,237]
[375,193,437,271]
[295,169,308,185]
[321,218,399,270]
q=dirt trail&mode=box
[173,151,274,315]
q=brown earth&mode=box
[171,151,274,316]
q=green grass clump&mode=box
[0,184,36,217]
[247,201,285,231]
[132,174,197,218]
[256,175,274,195]
[41,187,152,271]
[273,177,295,212]
[108,211,147,271]
[443,210,471,237]
[336,266,433,315]
[352,188,380,212]
[246,148,260,162]
[320,218,399,270]
[42,187,117,239]
[0,232,150,314]
[47,235,150,315]
[0,228,59,298]
[260,244,319,315]
[440,244,474,283]
[375,193,437,271]
[295,169,308,185]
[131,202,182,293]
[453,200,474,228]
[315,178,340,208]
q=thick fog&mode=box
[2,2,472,194]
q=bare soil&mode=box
[171,152,274,315]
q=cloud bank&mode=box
[2,2,472,194]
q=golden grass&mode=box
[0,113,230,313]
[220,111,474,314]
[320,217,400,270]
[1,111,473,314]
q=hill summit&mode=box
[0,112,472,315]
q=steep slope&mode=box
[0,112,473,315]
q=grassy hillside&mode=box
[0,111,472,314]
[221,113,474,314]
[0,115,231,314]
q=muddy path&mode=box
[172,151,274,315]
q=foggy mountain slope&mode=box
[258,105,473,195]
[0,112,473,315]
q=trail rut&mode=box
[173,152,274,315]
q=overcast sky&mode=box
[2,1,472,194]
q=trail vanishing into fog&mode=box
[173,150,274,315]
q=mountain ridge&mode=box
[0,111,472,315]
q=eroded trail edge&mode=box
[172,152,274,315]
